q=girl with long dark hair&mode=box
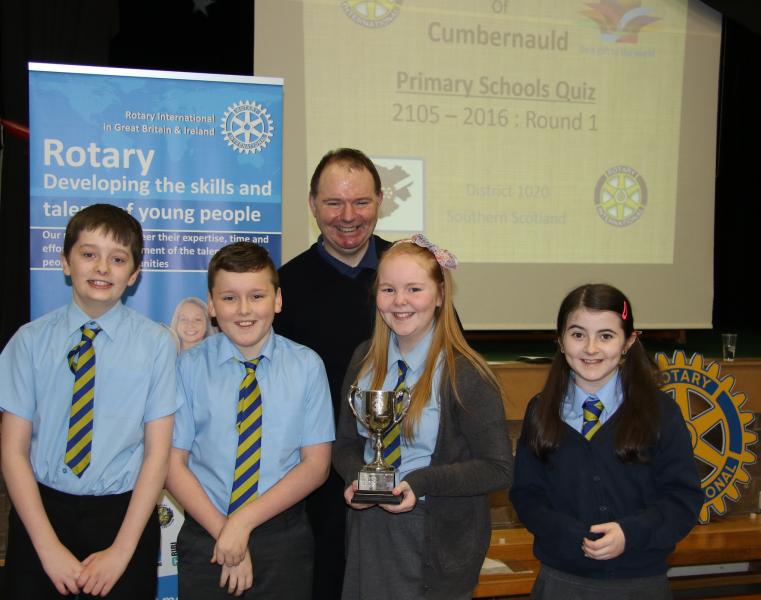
[510,284,702,599]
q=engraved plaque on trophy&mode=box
[347,385,411,504]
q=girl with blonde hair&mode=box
[333,234,512,600]
[170,297,214,352]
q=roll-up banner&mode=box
[28,62,283,600]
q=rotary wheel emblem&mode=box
[221,101,274,154]
[657,351,757,523]
[341,0,401,28]
[594,165,647,226]
[157,503,175,528]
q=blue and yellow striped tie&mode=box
[65,323,101,477]
[228,359,263,515]
[582,396,604,440]
[382,360,408,469]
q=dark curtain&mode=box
[1,0,119,347]
[712,16,761,328]
[0,0,253,346]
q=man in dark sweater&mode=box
[274,148,389,600]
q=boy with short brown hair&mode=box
[167,242,334,598]
[0,203,178,599]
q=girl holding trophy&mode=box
[333,235,512,600]
[510,284,702,599]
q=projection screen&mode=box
[255,0,721,329]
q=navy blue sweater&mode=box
[510,391,702,578]
[274,236,391,419]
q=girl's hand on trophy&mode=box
[380,481,417,513]
[345,480,374,510]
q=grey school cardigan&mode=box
[333,342,513,598]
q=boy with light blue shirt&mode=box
[167,242,334,599]
[0,203,178,599]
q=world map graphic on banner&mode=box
[28,63,283,326]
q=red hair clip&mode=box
[621,300,628,321]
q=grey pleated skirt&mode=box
[342,504,428,600]
[531,564,672,600]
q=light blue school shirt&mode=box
[173,329,335,515]
[561,371,623,433]
[0,301,179,495]
[357,327,441,483]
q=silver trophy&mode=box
[347,385,412,504]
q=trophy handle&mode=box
[348,385,371,430]
[391,388,411,426]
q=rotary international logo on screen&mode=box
[594,165,647,227]
[342,0,401,28]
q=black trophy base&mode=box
[351,490,402,505]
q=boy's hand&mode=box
[39,542,83,595]
[212,519,250,567]
[77,545,131,596]
[379,481,417,514]
[220,548,254,596]
[344,480,375,510]
[582,522,626,560]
